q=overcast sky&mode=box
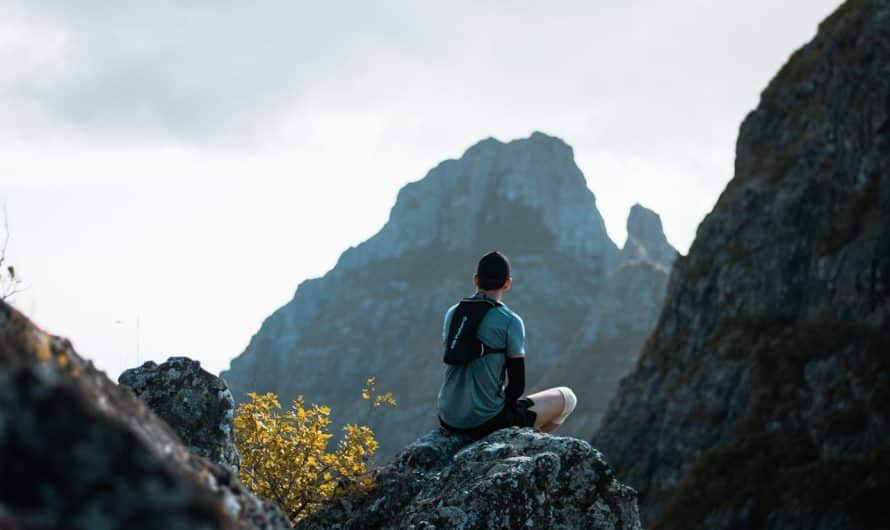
[2,0,841,378]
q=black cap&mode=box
[476,251,511,290]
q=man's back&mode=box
[436,292,525,429]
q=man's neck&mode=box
[476,289,503,302]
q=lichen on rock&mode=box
[120,356,241,473]
[296,427,642,530]
[593,1,890,528]
[0,300,291,530]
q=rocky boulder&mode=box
[0,300,291,530]
[120,357,240,472]
[296,427,642,530]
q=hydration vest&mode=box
[443,297,508,366]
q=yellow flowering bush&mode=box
[362,377,397,409]
[234,380,394,523]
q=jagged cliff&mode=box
[222,132,675,457]
[593,1,890,528]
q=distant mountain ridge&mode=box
[222,131,674,456]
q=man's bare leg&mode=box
[527,387,576,430]
[540,421,561,433]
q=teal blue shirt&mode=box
[436,293,526,428]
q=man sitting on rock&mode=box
[437,251,577,439]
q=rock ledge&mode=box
[297,427,641,530]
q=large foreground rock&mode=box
[0,300,290,530]
[120,356,241,472]
[297,428,641,530]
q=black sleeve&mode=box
[504,356,525,401]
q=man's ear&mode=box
[473,273,480,288]
[503,277,512,291]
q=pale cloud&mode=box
[5,1,841,150]
[1,0,842,377]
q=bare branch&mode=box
[0,203,23,301]
[0,203,9,264]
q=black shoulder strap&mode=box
[443,297,507,365]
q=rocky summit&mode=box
[0,300,291,530]
[594,1,890,529]
[222,132,675,457]
[621,204,675,270]
[296,427,642,530]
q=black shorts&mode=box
[439,398,538,441]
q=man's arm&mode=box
[504,314,526,400]
[504,356,525,400]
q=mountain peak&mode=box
[621,203,676,268]
[627,203,663,239]
[462,136,503,155]
[461,131,572,158]
[529,129,568,143]
[336,132,616,271]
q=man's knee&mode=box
[552,386,577,424]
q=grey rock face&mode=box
[536,264,669,439]
[296,428,642,530]
[594,1,890,529]
[120,356,240,472]
[0,300,291,530]
[535,204,674,439]
[223,132,671,459]
[537,200,677,439]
